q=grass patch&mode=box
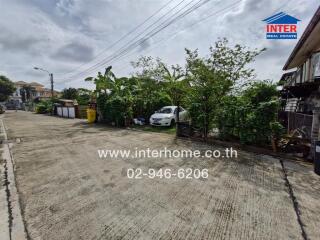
[130,125,176,135]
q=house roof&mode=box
[29,82,44,87]
[14,81,28,85]
[283,6,320,70]
[14,81,45,87]
[263,12,300,24]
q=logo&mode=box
[263,12,300,39]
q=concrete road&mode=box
[2,111,320,240]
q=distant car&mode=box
[5,102,16,110]
[149,106,188,127]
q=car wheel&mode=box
[170,119,175,127]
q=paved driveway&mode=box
[2,111,320,240]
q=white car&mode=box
[149,106,188,126]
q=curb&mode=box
[0,117,27,240]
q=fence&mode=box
[278,111,313,140]
[57,106,75,118]
[75,105,87,119]
[177,122,203,138]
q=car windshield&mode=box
[159,108,172,113]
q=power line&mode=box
[57,0,295,87]
[110,0,294,74]
[59,0,198,81]
[57,0,189,80]
[57,0,210,82]
[55,0,174,76]
[111,0,243,67]
[69,0,240,81]
[109,0,294,69]
[98,0,209,68]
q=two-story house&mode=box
[279,6,320,157]
[9,81,59,108]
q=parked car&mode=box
[5,101,17,110]
[0,105,4,114]
[149,106,188,127]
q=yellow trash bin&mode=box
[87,108,96,123]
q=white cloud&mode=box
[0,0,319,90]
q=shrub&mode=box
[35,101,53,114]
[270,121,285,139]
[217,81,281,145]
[98,94,133,127]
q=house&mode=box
[279,6,320,157]
[9,81,60,108]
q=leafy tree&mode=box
[61,88,78,100]
[85,67,134,126]
[20,85,36,103]
[85,66,116,95]
[130,57,174,120]
[241,80,278,106]
[131,56,166,81]
[185,39,264,138]
[160,63,188,107]
[81,39,269,136]
[0,75,16,102]
[217,81,280,144]
[185,49,230,138]
[132,57,190,125]
[76,88,92,105]
[208,38,266,91]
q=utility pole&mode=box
[34,67,55,115]
[50,73,54,100]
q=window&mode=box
[159,108,172,114]
[312,52,320,78]
[295,67,301,84]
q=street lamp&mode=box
[34,67,55,115]
[33,67,54,100]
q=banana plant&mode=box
[85,66,116,96]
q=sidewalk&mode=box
[0,116,27,240]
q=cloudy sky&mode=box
[0,0,318,90]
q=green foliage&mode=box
[83,38,273,143]
[208,38,266,91]
[217,81,280,144]
[130,56,190,121]
[241,81,278,106]
[20,85,36,103]
[61,87,91,105]
[86,67,134,126]
[98,94,133,127]
[61,88,78,100]
[85,66,116,95]
[35,100,52,114]
[270,121,285,139]
[76,88,91,105]
[184,39,264,138]
[132,56,188,106]
[0,75,16,102]
[133,90,172,120]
